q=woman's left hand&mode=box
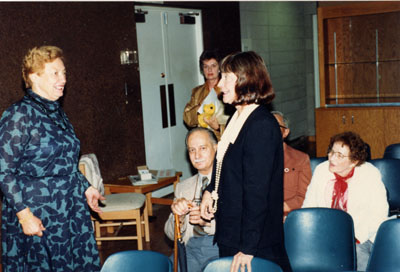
[200,190,214,220]
[231,252,253,272]
[189,205,211,227]
[85,186,105,213]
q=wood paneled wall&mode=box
[0,2,241,180]
[0,2,143,180]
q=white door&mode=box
[136,6,203,186]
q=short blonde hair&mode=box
[22,46,65,88]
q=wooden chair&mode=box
[79,155,149,250]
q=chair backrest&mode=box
[79,153,104,195]
[383,143,400,159]
[367,218,400,272]
[101,250,172,272]
[309,157,327,174]
[284,208,356,272]
[364,142,372,161]
[203,256,282,272]
[369,159,400,215]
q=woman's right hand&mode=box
[200,190,215,220]
[203,115,220,131]
[17,208,46,237]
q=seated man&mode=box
[164,127,218,272]
[272,111,312,217]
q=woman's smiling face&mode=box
[217,72,238,104]
[30,58,66,101]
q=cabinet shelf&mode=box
[326,59,400,65]
[326,94,400,99]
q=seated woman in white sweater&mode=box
[302,131,388,271]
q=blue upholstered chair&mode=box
[203,256,282,272]
[369,159,400,216]
[101,250,172,272]
[383,143,400,159]
[366,218,400,272]
[284,208,356,272]
[309,157,327,174]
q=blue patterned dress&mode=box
[0,89,100,271]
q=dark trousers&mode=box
[218,243,292,272]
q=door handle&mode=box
[160,85,168,128]
[168,84,176,127]
[159,84,176,128]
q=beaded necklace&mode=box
[26,93,68,131]
[210,104,259,213]
[210,156,224,213]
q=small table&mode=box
[104,172,181,216]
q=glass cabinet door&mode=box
[321,9,400,106]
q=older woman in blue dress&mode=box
[0,46,104,271]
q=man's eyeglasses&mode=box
[328,150,350,160]
[279,125,287,129]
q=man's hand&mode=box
[85,186,105,213]
[171,198,191,216]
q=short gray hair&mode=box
[271,110,290,129]
[185,127,218,147]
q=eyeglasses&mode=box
[328,150,350,160]
[279,125,287,129]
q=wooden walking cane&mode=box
[174,214,179,272]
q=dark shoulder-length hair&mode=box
[220,51,274,105]
[327,131,368,166]
[199,49,220,76]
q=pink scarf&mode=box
[331,167,355,211]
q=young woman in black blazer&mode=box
[201,51,291,272]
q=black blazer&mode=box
[208,105,285,256]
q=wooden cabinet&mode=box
[316,107,387,158]
[318,2,400,106]
[316,107,400,158]
[316,3,400,158]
